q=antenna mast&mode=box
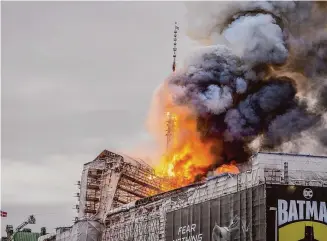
[172,22,179,72]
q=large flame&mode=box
[148,80,240,189]
[154,106,239,188]
[154,111,211,186]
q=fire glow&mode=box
[154,108,239,188]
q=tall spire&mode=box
[172,22,179,72]
[166,22,179,154]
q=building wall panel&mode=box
[165,185,266,241]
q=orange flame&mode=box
[149,80,239,189]
[154,107,239,188]
[154,108,215,187]
[215,161,240,175]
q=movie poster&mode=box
[266,185,327,241]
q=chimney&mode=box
[284,162,289,184]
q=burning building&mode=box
[53,151,327,241]
[103,152,327,241]
[48,1,327,241]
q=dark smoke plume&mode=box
[147,1,327,178]
[161,1,327,168]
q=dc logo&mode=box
[303,188,313,199]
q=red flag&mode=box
[1,211,7,217]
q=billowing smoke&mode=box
[150,1,327,176]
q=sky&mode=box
[1,1,197,235]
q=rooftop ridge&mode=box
[257,151,327,158]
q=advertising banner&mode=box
[165,185,266,241]
[266,185,327,241]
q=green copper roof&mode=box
[14,232,40,241]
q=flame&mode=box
[154,106,217,188]
[149,80,239,189]
[215,161,240,175]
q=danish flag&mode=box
[1,211,7,217]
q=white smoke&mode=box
[222,14,288,64]
[199,85,233,115]
[185,1,295,44]
[185,1,327,68]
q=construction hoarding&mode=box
[266,185,327,241]
[165,184,266,241]
[103,183,327,241]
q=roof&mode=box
[84,149,153,171]
[257,151,327,159]
[106,152,327,217]
[14,232,40,241]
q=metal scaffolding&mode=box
[75,150,173,220]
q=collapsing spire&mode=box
[166,22,179,153]
[172,22,179,72]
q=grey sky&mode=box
[1,1,196,235]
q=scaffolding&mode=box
[84,168,102,215]
[75,150,173,220]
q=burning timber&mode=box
[52,150,327,241]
